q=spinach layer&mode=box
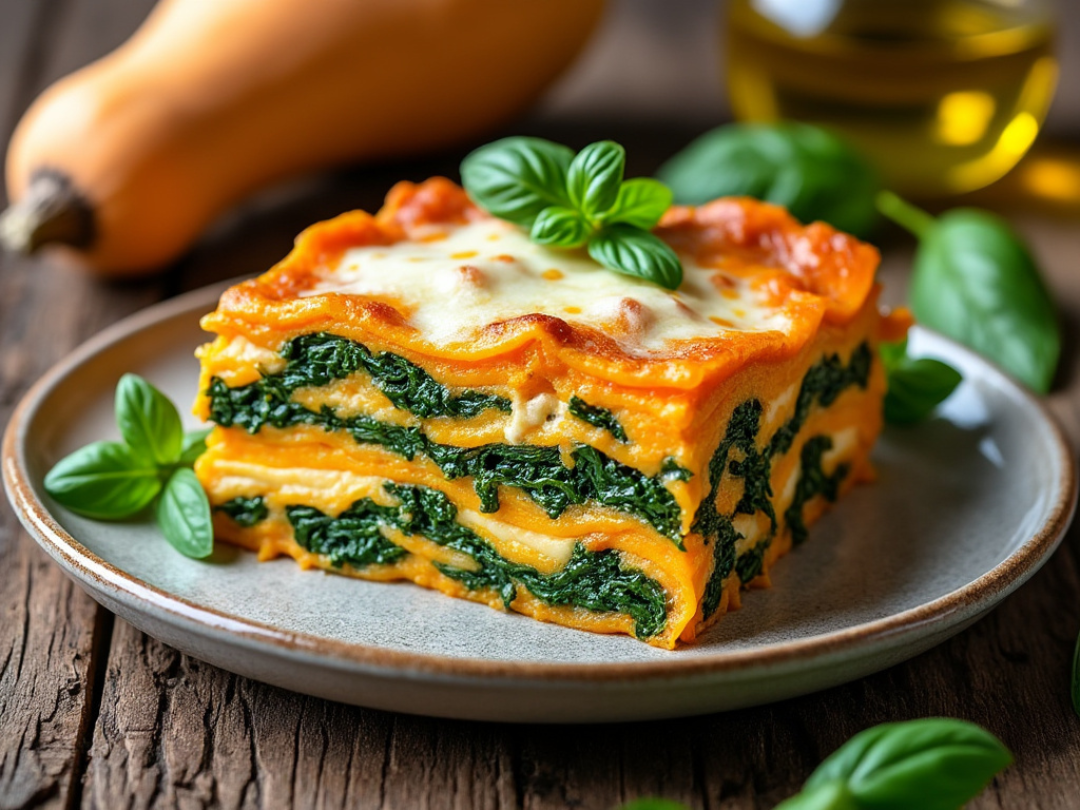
[694,343,871,615]
[273,332,510,419]
[784,436,849,546]
[568,396,629,442]
[283,482,667,638]
[215,495,269,528]
[207,381,688,542]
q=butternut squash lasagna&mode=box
[193,178,892,649]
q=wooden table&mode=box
[3,2,1080,808]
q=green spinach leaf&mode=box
[44,440,161,519]
[207,374,687,542]
[285,483,668,638]
[568,395,628,442]
[878,192,1060,393]
[657,122,881,238]
[784,435,848,546]
[695,344,871,618]
[278,333,510,419]
[116,372,183,465]
[215,495,269,528]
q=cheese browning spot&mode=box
[564,305,582,314]
[455,265,486,287]
[592,297,654,337]
[542,268,564,281]
[451,250,478,259]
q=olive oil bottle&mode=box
[726,0,1058,196]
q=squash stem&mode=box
[0,170,95,254]
[875,190,935,238]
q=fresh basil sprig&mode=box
[461,137,682,290]
[774,718,1011,810]
[619,800,691,810]
[881,339,963,425]
[43,373,213,559]
[618,719,1010,810]
[656,122,881,238]
[877,191,1060,394]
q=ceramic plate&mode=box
[3,283,1076,723]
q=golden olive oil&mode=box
[726,0,1058,196]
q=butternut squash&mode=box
[1,0,605,276]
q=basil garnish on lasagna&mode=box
[193,176,892,649]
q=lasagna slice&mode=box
[193,178,892,649]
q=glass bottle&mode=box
[726,0,1058,196]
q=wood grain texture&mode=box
[0,1,161,808]
[0,0,1079,808]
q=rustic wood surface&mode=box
[2,1,1080,808]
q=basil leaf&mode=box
[774,781,858,810]
[460,137,574,228]
[604,178,673,229]
[794,719,1011,810]
[155,467,214,558]
[657,122,880,238]
[530,206,591,248]
[881,339,962,425]
[115,373,183,465]
[43,440,161,519]
[179,427,212,466]
[879,194,1060,393]
[588,224,683,290]
[567,140,625,219]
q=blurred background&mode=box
[549,0,1079,205]
[2,0,1079,280]
[546,0,1079,133]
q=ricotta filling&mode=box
[505,391,564,444]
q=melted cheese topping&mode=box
[303,219,793,354]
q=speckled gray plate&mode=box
[3,283,1076,723]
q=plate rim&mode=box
[3,283,1077,683]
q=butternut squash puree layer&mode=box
[194,178,892,649]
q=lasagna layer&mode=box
[194,178,892,648]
